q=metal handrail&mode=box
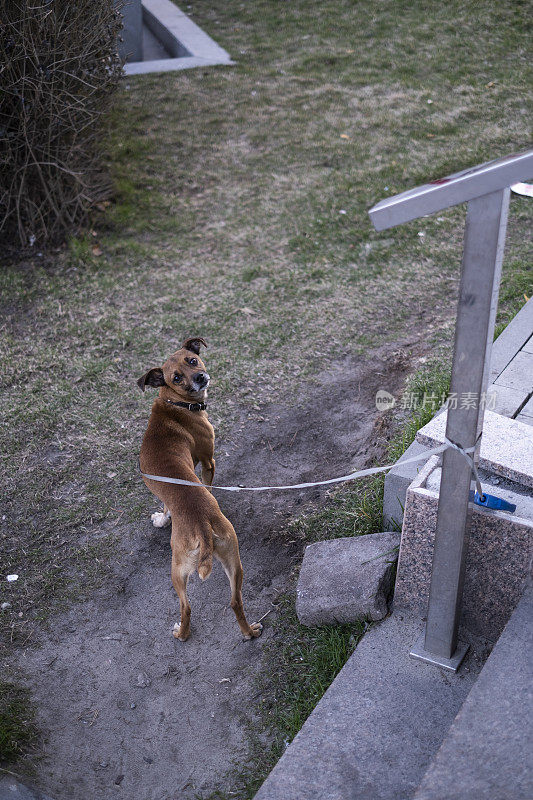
[369,150,533,671]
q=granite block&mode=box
[394,456,532,640]
[296,532,401,625]
[415,409,533,488]
[494,351,533,394]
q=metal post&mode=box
[410,189,510,670]
[368,150,532,671]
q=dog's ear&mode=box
[181,337,207,355]
[137,368,166,392]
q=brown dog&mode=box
[137,337,262,642]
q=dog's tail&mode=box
[198,529,213,581]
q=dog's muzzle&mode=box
[192,371,210,391]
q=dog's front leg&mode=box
[201,458,215,488]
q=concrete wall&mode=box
[117,0,143,62]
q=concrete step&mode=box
[413,582,533,800]
[254,613,486,800]
[489,296,533,384]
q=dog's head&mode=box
[137,337,210,400]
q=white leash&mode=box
[140,437,483,495]
[444,435,484,498]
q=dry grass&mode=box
[0,0,531,772]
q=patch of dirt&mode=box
[15,343,416,800]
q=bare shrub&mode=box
[0,1,124,248]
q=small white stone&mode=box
[7,574,18,582]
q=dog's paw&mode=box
[172,622,189,642]
[243,622,263,640]
[151,511,171,528]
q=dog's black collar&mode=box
[166,399,207,412]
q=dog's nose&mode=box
[195,372,208,386]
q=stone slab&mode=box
[296,532,401,625]
[394,456,532,640]
[415,409,533,488]
[494,350,533,394]
[489,297,533,383]
[486,383,528,417]
[516,412,533,427]
[414,581,533,800]
[0,777,54,800]
[383,440,431,530]
[254,613,483,800]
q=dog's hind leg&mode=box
[171,557,192,641]
[151,504,171,528]
[213,521,262,640]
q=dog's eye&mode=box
[173,373,182,383]
[186,358,198,367]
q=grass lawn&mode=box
[0,0,531,788]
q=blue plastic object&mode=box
[469,489,516,513]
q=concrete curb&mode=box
[124,0,234,75]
